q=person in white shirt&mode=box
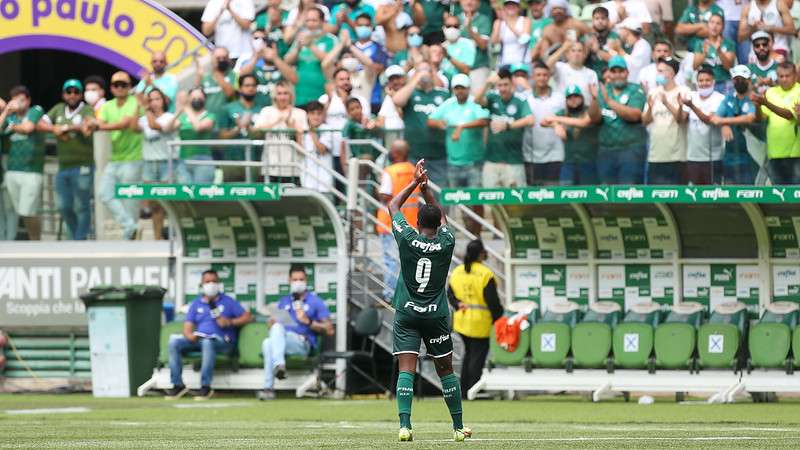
[319,68,370,179]
[642,57,690,184]
[522,61,566,185]
[612,17,652,83]
[639,40,688,93]
[300,101,335,197]
[545,40,599,105]
[254,80,308,182]
[378,65,406,147]
[602,0,654,33]
[201,0,256,60]
[681,66,726,185]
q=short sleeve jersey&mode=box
[98,96,144,162]
[597,83,647,151]
[178,111,217,159]
[392,212,455,319]
[46,102,95,169]
[691,39,736,81]
[185,294,246,343]
[678,4,725,49]
[3,106,46,173]
[485,91,531,164]
[716,93,756,163]
[402,88,449,160]
[460,11,493,68]
[429,97,489,165]
[201,70,239,117]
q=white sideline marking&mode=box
[173,402,250,409]
[426,437,792,443]
[6,407,90,415]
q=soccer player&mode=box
[389,160,470,442]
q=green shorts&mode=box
[392,313,453,358]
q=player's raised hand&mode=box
[414,159,428,184]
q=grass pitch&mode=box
[1,393,799,448]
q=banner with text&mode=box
[116,184,281,202]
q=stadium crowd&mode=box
[2,0,800,241]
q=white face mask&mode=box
[84,90,101,106]
[341,57,359,72]
[290,280,307,295]
[698,86,714,98]
[202,282,221,298]
[443,27,460,43]
[252,38,266,51]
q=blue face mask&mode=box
[407,33,423,48]
[355,26,372,40]
[655,74,668,86]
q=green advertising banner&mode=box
[592,217,677,259]
[261,215,338,258]
[513,264,590,310]
[682,264,760,316]
[765,216,800,259]
[441,186,800,205]
[263,263,338,311]
[597,264,674,311]
[184,263,258,307]
[180,217,259,258]
[773,265,800,303]
[115,184,281,201]
[506,216,589,259]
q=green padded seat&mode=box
[697,302,748,370]
[572,301,622,369]
[749,302,798,370]
[490,301,538,367]
[530,301,581,369]
[238,321,270,368]
[655,302,705,370]
[612,302,663,369]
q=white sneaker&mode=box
[398,427,413,442]
[454,427,472,442]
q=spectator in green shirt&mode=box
[418,0,448,44]
[0,85,46,240]
[197,47,238,119]
[441,14,477,81]
[96,72,144,240]
[549,85,599,185]
[0,96,16,240]
[218,74,267,181]
[341,97,383,175]
[39,79,96,240]
[458,0,492,95]
[675,0,725,50]
[175,88,217,184]
[284,7,339,107]
[236,28,297,108]
[691,13,735,93]
[588,56,647,184]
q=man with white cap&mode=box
[427,73,489,234]
[711,64,759,184]
[539,0,591,52]
[747,30,778,94]
[610,17,652,83]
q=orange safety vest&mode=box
[376,162,420,234]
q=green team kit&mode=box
[391,211,455,358]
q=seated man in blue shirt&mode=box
[257,264,334,400]
[166,269,252,400]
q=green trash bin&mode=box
[80,285,166,397]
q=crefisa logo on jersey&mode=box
[404,301,437,313]
[429,334,450,345]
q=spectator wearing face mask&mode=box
[642,57,690,184]
[457,0,492,95]
[441,14,477,83]
[547,85,599,185]
[680,66,726,185]
[38,80,97,240]
[492,0,532,67]
[349,14,389,113]
[201,0,256,61]
[236,28,298,107]
[165,269,252,400]
[392,61,450,188]
[197,47,238,118]
[218,74,267,181]
[373,0,419,54]
[639,40,688,93]
[83,75,107,113]
[284,7,339,108]
[135,51,178,110]
[394,24,425,70]
[328,0,376,40]
[712,65,759,184]
[173,88,218,184]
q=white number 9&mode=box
[415,258,432,293]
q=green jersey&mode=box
[47,102,95,169]
[558,107,598,163]
[419,0,447,35]
[459,11,492,68]
[585,30,621,77]
[201,70,238,117]
[295,33,338,106]
[392,212,455,320]
[529,17,553,50]
[402,88,449,161]
[218,100,267,161]
[691,38,735,81]
[597,83,646,151]
[342,119,382,160]
[749,60,778,89]
[99,96,143,162]
[678,4,725,49]
[429,97,489,165]
[485,91,530,164]
[2,106,46,173]
[178,111,217,159]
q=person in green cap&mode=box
[39,79,96,240]
[0,85,46,240]
[588,55,647,184]
[96,71,144,240]
[545,85,598,185]
[474,69,534,187]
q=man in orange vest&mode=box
[376,139,419,300]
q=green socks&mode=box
[440,373,463,430]
[396,371,415,429]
